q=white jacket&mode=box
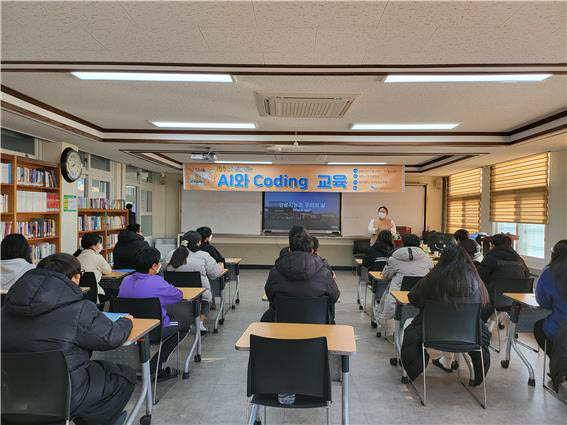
[76,249,112,294]
[1,258,35,290]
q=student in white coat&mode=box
[1,234,35,290]
[164,231,224,332]
[74,233,112,300]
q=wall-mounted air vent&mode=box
[256,92,359,118]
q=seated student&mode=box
[118,247,188,379]
[363,229,394,270]
[196,226,225,265]
[278,224,306,258]
[401,245,491,385]
[113,223,149,270]
[478,233,530,322]
[454,228,482,262]
[375,233,433,329]
[460,239,482,269]
[1,233,35,290]
[165,231,224,333]
[312,235,335,276]
[74,233,112,299]
[1,253,134,425]
[262,231,340,323]
[534,240,567,356]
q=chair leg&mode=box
[263,406,267,425]
[326,404,330,425]
[247,404,259,425]
[460,349,487,409]
[422,344,427,406]
[153,341,163,404]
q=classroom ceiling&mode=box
[1,1,566,175]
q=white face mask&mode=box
[208,235,213,243]
[96,244,103,253]
[378,211,386,219]
[155,263,162,274]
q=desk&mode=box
[211,269,229,333]
[236,322,356,425]
[179,288,206,379]
[119,318,160,425]
[502,293,548,387]
[366,271,390,328]
[390,291,415,383]
[225,258,242,309]
[103,271,130,279]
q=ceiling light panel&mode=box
[72,72,233,82]
[384,74,552,83]
[351,123,459,130]
[151,122,256,129]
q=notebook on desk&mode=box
[103,312,129,322]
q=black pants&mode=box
[534,319,554,356]
[73,361,136,425]
[150,301,193,371]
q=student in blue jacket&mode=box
[534,239,567,356]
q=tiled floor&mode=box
[126,270,566,425]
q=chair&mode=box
[246,335,331,425]
[111,297,180,403]
[163,271,202,288]
[407,301,487,408]
[543,319,567,404]
[489,277,534,352]
[274,296,330,324]
[1,350,71,424]
[80,271,98,303]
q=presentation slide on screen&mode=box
[263,192,341,233]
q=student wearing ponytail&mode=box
[75,233,112,298]
[164,231,224,333]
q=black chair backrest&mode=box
[163,270,202,288]
[422,301,482,351]
[80,271,98,303]
[353,239,370,256]
[401,276,423,291]
[492,277,534,309]
[111,297,163,341]
[1,350,71,424]
[369,259,388,272]
[247,335,331,401]
[274,296,330,324]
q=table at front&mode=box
[502,292,549,387]
[225,258,242,309]
[179,287,206,379]
[235,322,356,425]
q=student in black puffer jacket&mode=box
[113,223,149,269]
[363,230,394,270]
[1,253,135,425]
[262,232,340,323]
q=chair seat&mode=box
[425,341,480,353]
[251,394,328,409]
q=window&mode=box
[78,151,89,169]
[76,178,87,198]
[495,222,545,258]
[126,165,138,181]
[447,168,481,234]
[125,185,137,211]
[140,169,152,183]
[141,190,152,213]
[490,153,549,224]
[141,215,153,237]
[90,154,110,172]
[1,129,35,155]
[91,179,110,199]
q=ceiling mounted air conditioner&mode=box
[256,92,359,118]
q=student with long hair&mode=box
[165,231,224,333]
[401,245,491,385]
[534,240,567,356]
[74,233,112,299]
[363,229,394,270]
[196,226,225,265]
[1,233,34,290]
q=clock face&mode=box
[61,148,83,182]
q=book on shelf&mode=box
[78,215,103,231]
[1,193,9,212]
[105,215,126,229]
[107,233,119,248]
[107,251,114,265]
[1,163,12,184]
[77,198,126,210]
[1,221,13,238]
[16,166,57,188]
[16,219,56,239]
[16,191,59,212]
[31,242,56,263]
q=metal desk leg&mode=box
[214,278,225,333]
[234,269,240,304]
[125,337,152,425]
[370,281,377,327]
[183,299,202,379]
[341,355,350,425]
[356,264,361,304]
[502,303,535,386]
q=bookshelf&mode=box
[77,208,129,262]
[1,153,62,263]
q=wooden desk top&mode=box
[180,287,205,300]
[354,258,363,265]
[80,287,90,293]
[220,268,229,277]
[124,318,160,345]
[103,271,129,279]
[503,293,540,308]
[0,289,7,295]
[369,271,385,280]
[391,290,410,305]
[235,322,356,356]
[225,258,242,265]
[262,293,268,302]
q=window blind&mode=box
[447,168,481,234]
[490,153,549,224]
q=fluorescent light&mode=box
[71,72,233,83]
[151,122,256,129]
[328,162,387,165]
[214,160,272,164]
[384,74,552,83]
[351,123,459,130]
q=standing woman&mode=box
[368,206,397,245]
[74,233,112,300]
[1,234,35,290]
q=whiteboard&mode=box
[181,191,262,235]
[341,185,426,236]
